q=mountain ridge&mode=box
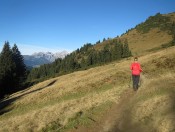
[23,51,69,67]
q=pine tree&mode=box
[87,53,93,66]
[80,57,87,69]
[103,38,106,42]
[112,41,123,60]
[0,42,16,97]
[54,58,62,73]
[103,45,111,62]
[96,40,101,44]
[171,22,175,46]
[122,40,131,58]
[12,44,27,89]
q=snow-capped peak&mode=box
[32,51,69,62]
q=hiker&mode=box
[130,57,142,91]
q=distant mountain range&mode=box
[23,51,69,67]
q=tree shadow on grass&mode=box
[0,80,57,115]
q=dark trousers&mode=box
[132,75,140,90]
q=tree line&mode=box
[135,13,173,34]
[0,41,27,98]
[0,40,131,98]
[27,39,132,82]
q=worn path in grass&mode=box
[103,88,135,132]
[70,87,136,132]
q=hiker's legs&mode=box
[132,75,140,90]
[132,75,136,90]
[135,75,140,89]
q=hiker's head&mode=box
[134,57,138,61]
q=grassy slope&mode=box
[93,13,175,56]
[120,28,172,55]
[0,56,131,131]
[0,46,175,132]
[116,46,175,132]
[120,12,175,55]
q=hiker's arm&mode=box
[130,64,133,70]
[139,64,143,72]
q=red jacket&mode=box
[130,62,142,75]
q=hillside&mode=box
[120,12,175,55]
[27,12,175,83]
[0,46,175,132]
[94,12,175,55]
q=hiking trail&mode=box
[70,88,136,132]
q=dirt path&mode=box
[71,88,136,132]
[101,88,135,132]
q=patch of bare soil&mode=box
[70,88,136,132]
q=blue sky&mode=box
[0,0,175,55]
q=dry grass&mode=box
[120,12,175,56]
[166,12,175,22]
[120,28,173,55]
[0,56,131,132]
[116,47,175,132]
[0,46,175,132]
[118,73,175,132]
[94,13,175,56]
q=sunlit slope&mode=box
[93,13,175,56]
[119,74,175,132]
[121,28,172,55]
[0,55,131,131]
[0,46,175,132]
[115,46,175,132]
[120,12,175,55]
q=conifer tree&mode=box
[122,40,131,58]
[54,58,62,73]
[87,53,93,66]
[0,41,16,97]
[12,44,27,88]
[112,41,123,60]
[80,57,87,69]
[103,45,111,62]
[96,40,101,44]
[103,38,106,42]
[171,22,175,46]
